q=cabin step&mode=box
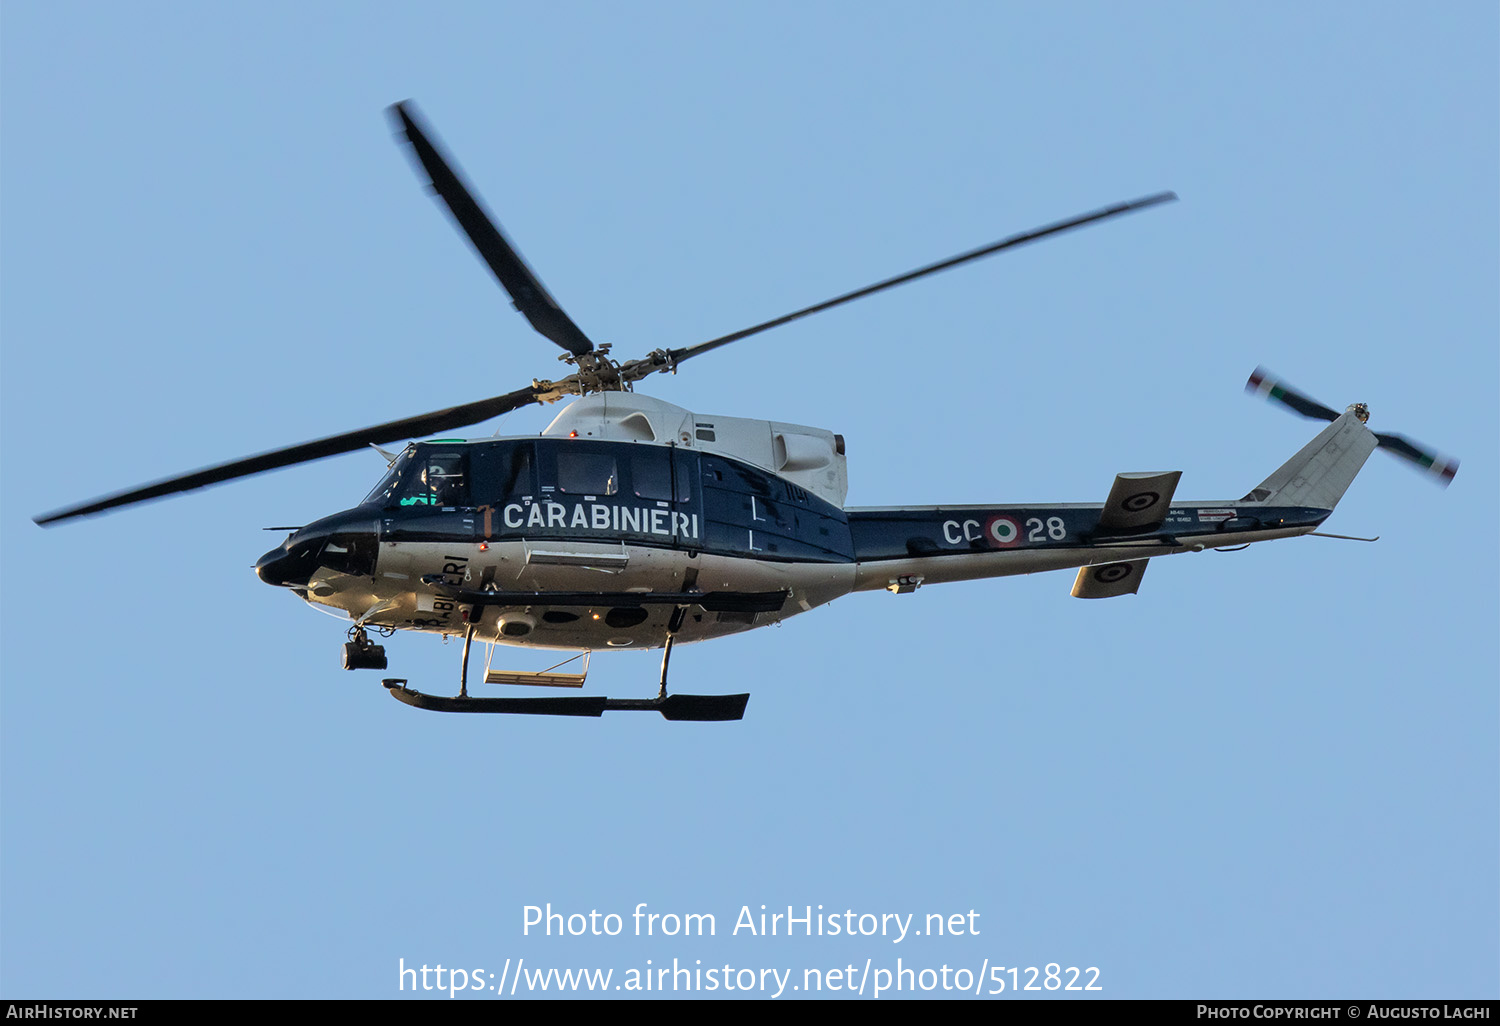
[483,669,586,688]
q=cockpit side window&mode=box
[399,451,468,507]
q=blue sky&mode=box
[2,2,1495,1000]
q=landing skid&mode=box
[382,680,749,721]
[381,615,748,720]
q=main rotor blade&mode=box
[1244,366,1341,422]
[33,387,542,526]
[664,192,1177,366]
[1373,432,1459,486]
[389,101,596,357]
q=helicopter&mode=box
[33,101,1459,721]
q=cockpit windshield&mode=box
[361,447,415,506]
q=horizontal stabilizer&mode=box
[1097,471,1182,533]
[1072,559,1149,599]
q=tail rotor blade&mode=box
[1244,367,1459,487]
[1244,366,1341,422]
[1374,432,1459,486]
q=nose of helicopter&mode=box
[255,514,381,588]
[256,538,318,588]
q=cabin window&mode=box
[702,455,772,496]
[556,450,618,496]
[470,443,534,504]
[493,445,532,495]
[632,449,688,502]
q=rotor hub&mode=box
[561,345,625,393]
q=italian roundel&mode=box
[985,515,1021,548]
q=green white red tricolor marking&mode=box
[1247,368,1284,403]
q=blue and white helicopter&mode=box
[34,103,1458,721]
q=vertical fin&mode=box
[1245,412,1379,509]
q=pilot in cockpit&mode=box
[419,457,465,506]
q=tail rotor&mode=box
[1245,367,1458,487]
